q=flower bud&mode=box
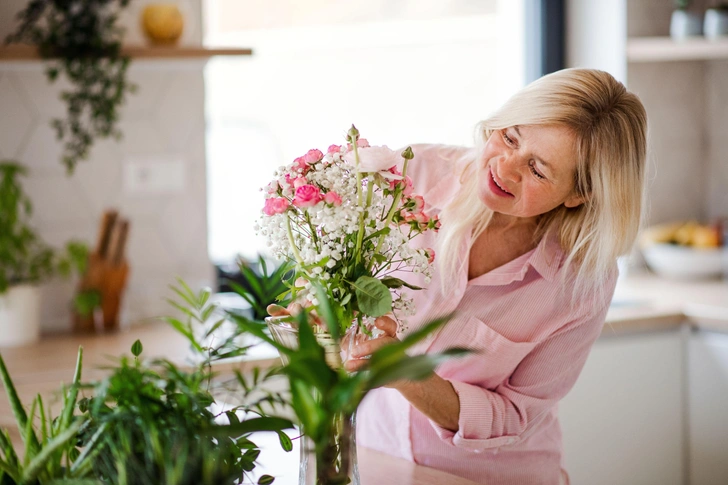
[347,124,360,142]
[401,146,414,160]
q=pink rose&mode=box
[263,197,290,215]
[302,148,324,164]
[411,195,425,213]
[292,156,308,172]
[293,176,307,189]
[425,248,435,264]
[429,214,441,232]
[402,176,414,196]
[344,146,402,177]
[327,144,342,154]
[324,191,342,206]
[293,184,323,208]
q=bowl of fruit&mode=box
[639,221,726,280]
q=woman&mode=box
[346,68,647,485]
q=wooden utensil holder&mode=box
[73,253,130,333]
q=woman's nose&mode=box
[500,154,524,182]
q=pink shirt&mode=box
[357,145,617,485]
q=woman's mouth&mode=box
[488,168,514,197]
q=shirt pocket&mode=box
[429,316,538,390]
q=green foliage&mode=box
[227,256,293,321]
[0,348,92,484]
[0,162,90,295]
[226,281,469,460]
[5,0,136,174]
[674,0,691,9]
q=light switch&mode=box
[123,156,187,195]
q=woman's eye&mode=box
[502,130,515,146]
[529,161,546,179]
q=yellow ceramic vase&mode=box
[141,3,184,45]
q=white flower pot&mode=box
[0,284,41,348]
[670,10,703,39]
[704,8,728,39]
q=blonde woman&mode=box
[347,68,648,485]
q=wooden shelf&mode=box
[0,44,252,61]
[628,36,728,62]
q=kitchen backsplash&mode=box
[0,0,212,332]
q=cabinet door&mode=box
[689,331,728,485]
[560,330,684,485]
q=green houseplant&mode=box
[227,284,467,485]
[0,162,91,347]
[5,0,136,174]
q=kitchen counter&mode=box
[605,272,728,335]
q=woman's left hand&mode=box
[344,316,398,373]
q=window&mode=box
[204,0,528,263]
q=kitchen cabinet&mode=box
[688,330,728,485]
[559,329,685,485]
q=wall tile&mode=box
[0,74,36,159]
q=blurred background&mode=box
[1,1,727,484]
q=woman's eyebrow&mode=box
[514,125,556,173]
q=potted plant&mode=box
[5,0,136,174]
[704,2,728,39]
[0,162,90,347]
[671,0,703,39]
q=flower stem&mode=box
[368,159,409,272]
[353,142,366,266]
[286,216,305,266]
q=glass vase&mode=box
[265,316,360,485]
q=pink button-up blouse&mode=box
[356,144,618,485]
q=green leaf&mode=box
[352,276,392,317]
[131,339,143,357]
[209,417,295,437]
[366,349,470,390]
[380,276,423,291]
[276,430,293,452]
[310,282,340,341]
[21,419,84,483]
[258,474,276,484]
[0,354,40,455]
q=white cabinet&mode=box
[560,330,684,485]
[689,330,728,485]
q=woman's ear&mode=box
[564,193,585,209]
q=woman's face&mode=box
[476,124,583,220]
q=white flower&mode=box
[343,146,403,179]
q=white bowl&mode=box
[642,243,726,280]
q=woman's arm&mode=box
[345,316,460,431]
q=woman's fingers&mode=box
[350,336,398,359]
[344,358,369,372]
[374,316,397,337]
[267,304,289,316]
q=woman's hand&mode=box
[344,316,398,373]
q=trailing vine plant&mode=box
[5,0,136,174]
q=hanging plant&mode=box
[5,0,136,174]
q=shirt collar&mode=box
[466,231,565,287]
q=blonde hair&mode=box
[437,68,647,301]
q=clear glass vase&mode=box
[299,411,359,485]
[265,316,361,485]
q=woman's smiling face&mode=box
[476,124,583,221]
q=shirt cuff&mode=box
[429,380,521,451]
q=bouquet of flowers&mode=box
[257,126,439,338]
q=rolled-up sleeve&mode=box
[429,291,613,451]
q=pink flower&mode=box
[429,214,441,232]
[292,184,323,208]
[425,248,436,264]
[411,195,425,213]
[292,177,307,189]
[402,176,414,196]
[324,191,342,206]
[344,146,402,177]
[263,197,290,215]
[302,148,324,164]
[327,144,342,154]
[292,156,307,172]
[265,181,279,194]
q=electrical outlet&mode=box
[123,157,187,195]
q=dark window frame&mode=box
[525,0,565,83]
